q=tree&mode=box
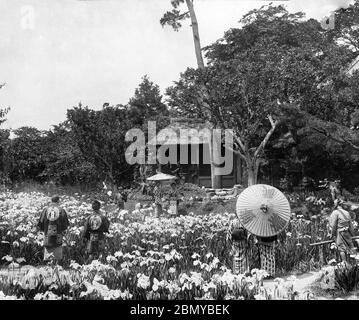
[0,82,9,130]
[59,77,170,188]
[166,4,353,186]
[127,76,170,185]
[127,75,169,128]
[8,127,47,182]
[329,0,359,53]
[161,1,223,187]
[293,72,359,154]
[67,103,133,188]
[0,82,10,185]
[265,58,359,189]
[167,48,283,186]
[40,121,97,185]
[161,0,204,68]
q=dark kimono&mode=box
[83,212,110,255]
[38,205,69,248]
[38,205,69,261]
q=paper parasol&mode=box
[146,172,177,181]
[236,184,291,237]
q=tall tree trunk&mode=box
[243,115,278,187]
[185,0,205,69]
[247,169,256,186]
[207,124,222,189]
[246,159,258,186]
[186,0,218,188]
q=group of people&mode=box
[228,196,358,278]
[38,195,110,264]
[37,183,181,264]
[38,184,358,276]
[228,219,277,277]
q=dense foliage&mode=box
[166,4,359,187]
[0,76,168,188]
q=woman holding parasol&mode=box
[236,184,291,278]
[227,216,251,275]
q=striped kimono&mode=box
[257,236,277,277]
[228,219,249,275]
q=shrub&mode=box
[353,187,359,195]
[334,264,359,293]
[200,201,215,213]
[177,201,193,216]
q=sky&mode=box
[0,0,355,130]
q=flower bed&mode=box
[0,189,356,299]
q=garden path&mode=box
[263,271,320,292]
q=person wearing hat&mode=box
[38,195,69,263]
[236,184,291,278]
[82,200,110,262]
[227,217,251,275]
[329,198,356,263]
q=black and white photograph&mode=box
[1,0,359,307]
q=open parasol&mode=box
[236,184,291,237]
[146,172,177,181]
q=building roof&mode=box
[148,117,212,145]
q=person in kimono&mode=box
[256,235,278,278]
[38,195,69,263]
[82,200,110,262]
[329,198,356,264]
[227,217,251,275]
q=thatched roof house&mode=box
[148,117,244,188]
